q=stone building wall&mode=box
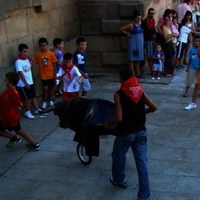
[0,0,78,91]
[78,0,180,69]
[0,0,180,92]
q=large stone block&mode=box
[103,52,128,66]
[0,21,7,45]
[27,10,49,35]
[120,36,128,51]
[102,20,129,34]
[88,52,103,67]
[120,3,140,18]
[86,36,120,52]
[78,3,109,19]
[60,4,78,25]
[65,38,77,53]
[1,41,18,67]
[54,0,77,8]
[80,19,101,35]
[5,13,28,42]
[108,4,120,20]
[0,0,32,19]
[0,66,13,91]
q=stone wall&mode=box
[0,0,180,92]
[0,0,78,91]
[78,0,180,69]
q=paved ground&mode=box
[1,68,200,200]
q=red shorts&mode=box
[62,92,79,100]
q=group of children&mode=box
[0,36,91,150]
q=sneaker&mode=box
[41,102,47,110]
[26,143,40,151]
[185,103,197,110]
[34,108,42,115]
[157,77,160,80]
[5,136,21,148]
[109,177,128,188]
[24,111,35,119]
[49,100,54,106]
[152,77,155,80]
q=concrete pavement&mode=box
[1,68,200,200]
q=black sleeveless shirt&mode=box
[114,90,146,136]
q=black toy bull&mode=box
[54,97,115,158]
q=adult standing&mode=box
[142,8,157,75]
[104,67,157,200]
[120,10,144,78]
[162,15,177,76]
[177,0,192,27]
[156,9,173,48]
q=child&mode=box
[182,36,200,98]
[184,48,200,110]
[57,53,82,100]
[0,72,40,150]
[175,19,192,68]
[152,43,164,80]
[73,37,91,97]
[34,38,57,109]
[15,44,41,119]
[52,38,65,96]
[171,17,179,52]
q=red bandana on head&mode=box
[61,63,74,80]
[120,77,143,103]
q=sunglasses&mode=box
[149,12,155,15]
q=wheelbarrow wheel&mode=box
[76,143,92,165]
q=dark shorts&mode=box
[17,84,36,100]
[0,121,21,132]
[176,42,187,58]
[41,79,56,86]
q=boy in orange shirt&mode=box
[0,72,40,150]
[34,38,57,110]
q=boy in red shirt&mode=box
[0,72,40,150]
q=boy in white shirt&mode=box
[15,44,41,119]
[57,53,82,100]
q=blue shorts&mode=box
[17,84,36,100]
[153,63,162,72]
[80,78,91,92]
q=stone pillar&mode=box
[78,0,179,69]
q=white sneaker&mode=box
[49,100,54,106]
[157,77,160,80]
[152,77,155,80]
[41,102,47,110]
[185,103,197,110]
[24,111,35,119]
